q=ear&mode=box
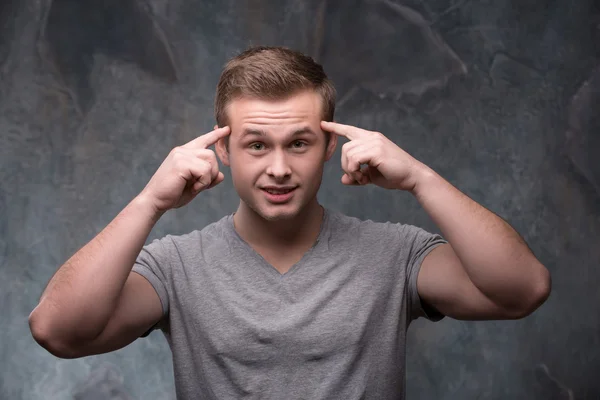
[324,132,338,161]
[214,124,231,166]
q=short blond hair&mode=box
[215,46,336,128]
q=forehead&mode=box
[226,91,323,133]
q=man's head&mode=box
[214,46,338,221]
[214,46,336,146]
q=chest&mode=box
[253,247,308,275]
[175,256,401,365]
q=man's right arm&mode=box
[28,195,165,358]
[28,126,231,358]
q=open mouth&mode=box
[261,187,297,203]
[263,188,295,195]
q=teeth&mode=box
[266,189,292,194]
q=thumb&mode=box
[207,171,225,189]
[341,173,360,185]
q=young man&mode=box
[29,46,551,399]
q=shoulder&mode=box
[146,213,234,252]
[327,208,405,238]
[137,214,236,278]
[325,208,442,250]
[324,210,399,256]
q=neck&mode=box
[233,200,324,249]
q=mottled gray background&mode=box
[1,0,599,399]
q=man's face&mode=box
[216,90,337,221]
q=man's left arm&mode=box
[321,120,551,320]
[411,165,551,320]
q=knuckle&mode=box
[170,147,187,163]
[173,151,189,164]
[171,146,184,156]
[198,149,216,161]
[200,161,212,175]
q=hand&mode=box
[139,126,231,213]
[321,121,424,191]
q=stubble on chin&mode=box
[249,203,297,222]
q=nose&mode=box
[265,150,292,180]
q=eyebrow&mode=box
[240,127,318,139]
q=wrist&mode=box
[131,193,166,223]
[408,162,438,197]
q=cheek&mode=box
[229,153,262,182]
[297,154,325,178]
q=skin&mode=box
[29,88,551,361]
[320,120,551,319]
[28,126,232,357]
[215,91,337,267]
[214,89,550,319]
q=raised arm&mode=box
[413,166,551,320]
[320,120,551,320]
[28,126,230,357]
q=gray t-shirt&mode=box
[132,208,447,399]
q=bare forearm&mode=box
[411,164,551,310]
[29,195,163,343]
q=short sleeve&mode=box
[131,236,172,335]
[400,224,448,323]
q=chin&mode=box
[242,196,306,222]
[253,205,301,222]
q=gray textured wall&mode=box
[2,0,599,399]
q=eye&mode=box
[291,140,307,149]
[249,142,265,151]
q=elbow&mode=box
[528,264,552,312]
[511,265,552,319]
[29,309,82,359]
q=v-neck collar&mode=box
[226,208,331,278]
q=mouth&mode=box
[262,187,296,195]
[261,186,297,203]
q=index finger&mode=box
[184,126,230,149]
[320,121,368,141]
